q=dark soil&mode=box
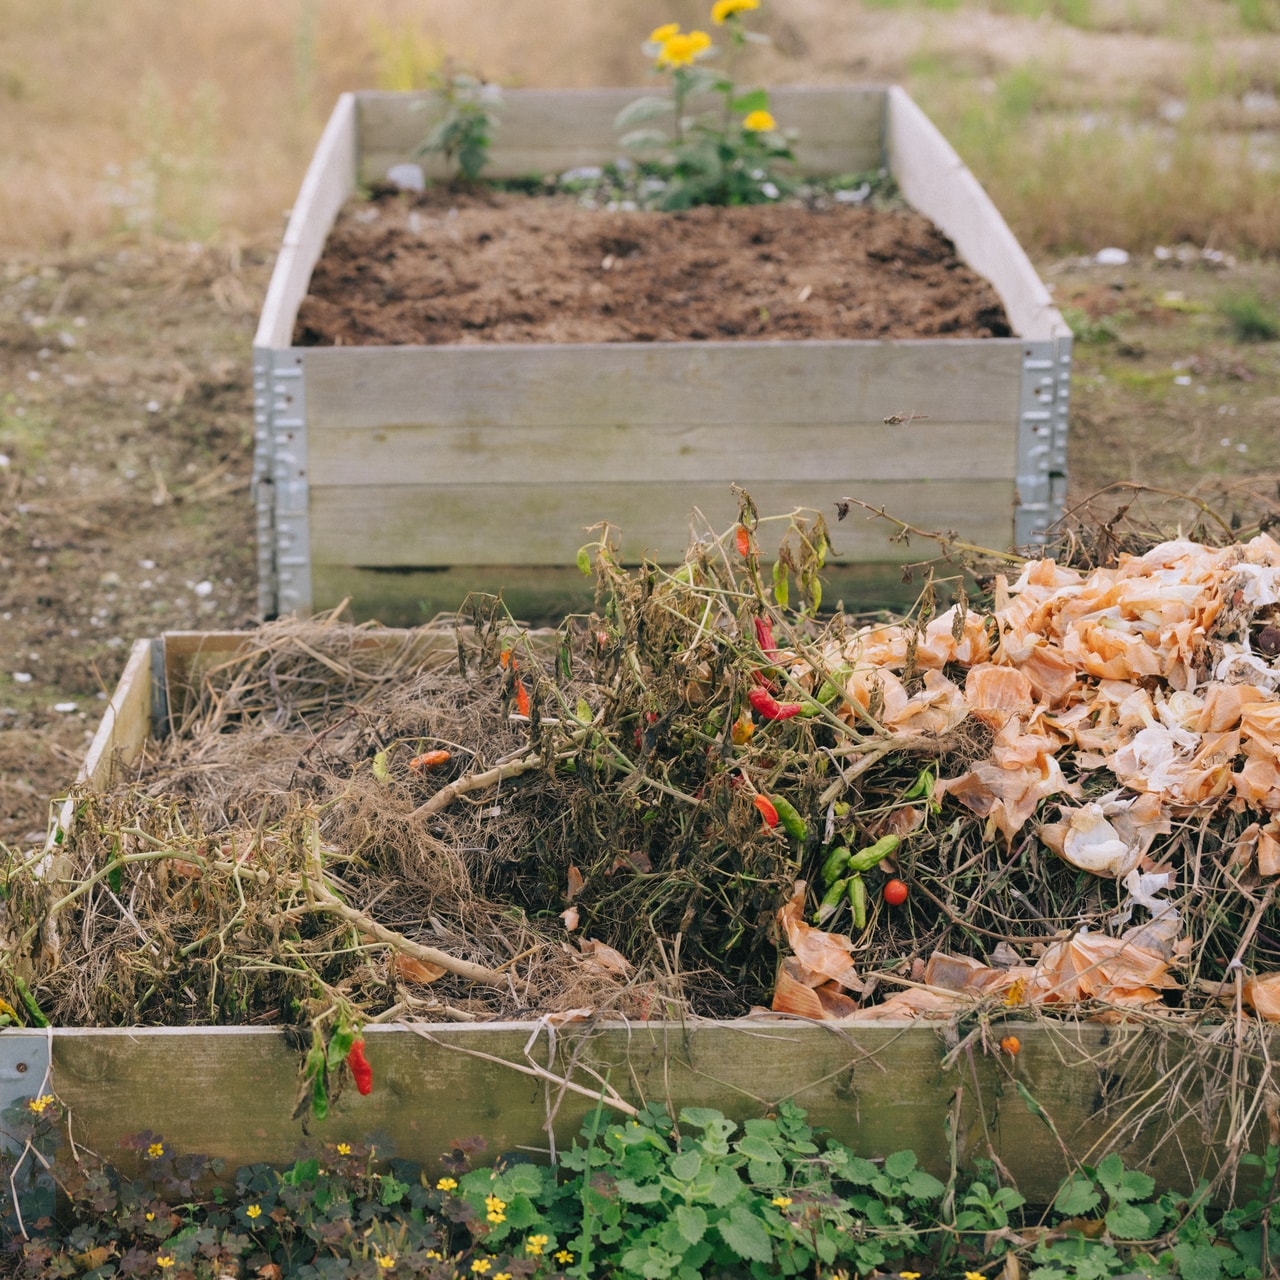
[294,189,1013,347]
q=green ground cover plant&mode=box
[4,1091,1280,1279]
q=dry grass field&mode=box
[1,0,1279,846]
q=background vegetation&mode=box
[1,0,1279,256]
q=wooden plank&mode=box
[254,93,358,351]
[356,86,886,186]
[303,341,1023,432]
[78,638,153,792]
[310,563,936,627]
[308,419,1016,489]
[46,1021,1270,1204]
[308,478,1015,567]
[885,86,1069,344]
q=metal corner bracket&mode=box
[252,348,313,619]
[1014,336,1072,551]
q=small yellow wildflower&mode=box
[377,1255,395,1271]
[156,1257,176,1270]
[145,1212,155,1222]
[965,1272,986,1280]
[648,22,680,43]
[494,1274,512,1280]
[484,1194,507,1213]
[712,0,759,21]
[525,1234,548,1256]
[899,1273,922,1280]
[471,1261,491,1275]
[486,1211,506,1224]
[147,1142,165,1159]
[336,1143,351,1156]
[26,1094,55,1116]
[742,109,776,132]
[436,1176,458,1192]
[555,1250,574,1264]
[657,29,711,68]
[246,1204,262,1220]
[771,1195,793,1208]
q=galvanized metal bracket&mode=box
[252,348,313,618]
[0,1031,53,1155]
[1014,336,1072,550]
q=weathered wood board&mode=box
[254,87,1071,625]
[31,631,1271,1205]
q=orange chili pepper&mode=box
[735,524,752,557]
[347,1039,374,1095]
[753,795,779,828]
[515,679,531,718]
[409,749,451,772]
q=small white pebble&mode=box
[193,580,214,597]
[54,702,78,713]
[13,672,32,683]
[1173,375,1192,386]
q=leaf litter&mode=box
[6,492,1280,1043]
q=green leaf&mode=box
[576,545,593,576]
[1054,1172,1101,1218]
[669,1150,703,1183]
[844,1155,881,1186]
[1171,1241,1226,1280]
[380,1174,411,1206]
[371,749,389,783]
[882,1150,918,1180]
[904,1169,946,1202]
[504,1163,545,1197]
[675,1203,707,1245]
[735,1135,780,1164]
[1117,1168,1157,1203]
[716,1205,773,1263]
[616,1178,663,1204]
[619,127,673,153]
[706,1164,745,1208]
[614,95,675,131]
[1105,1200,1161,1241]
[679,1107,734,1133]
[107,858,123,895]
[730,88,770,115]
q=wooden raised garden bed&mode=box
[19,627,1271,1206]
[253,87,1072,624]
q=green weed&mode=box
[1218,289,1280,342]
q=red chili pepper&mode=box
[515,679,531,718]
[748,687,802,721]
[753,795,779,828]
[409,749,451,772]
[347,1039,373,1096]
[753,616,777,657]
[735,524,752,557]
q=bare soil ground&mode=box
[296,189,1011,346]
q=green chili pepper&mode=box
[312,1070,330,1121]
[772,796,808,841]
[820,846,851,887]
[325,1026,356,1072]
[13,976,49,1029]
[902,768,935,801]
[849,874,867,931]
[847,833,901,874]
[814,876,849,925]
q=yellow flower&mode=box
[246,1204,262,1220]
[657,29,711,67]
[743,109,776,132]
[494,1274,511,1280]
[486,1211,506,1224]
[377,1255,395,1271]
[337,1143,351,1156]
[484,1194,507,1212]
[471,1261,491,1275]
[145,1212,155,1222]
[965,1273,986,1280]
[147,1142,165,1159]
[156,1257,176,1270]
[899,1273,922,1280]
[525,1234,548,1255]
[425,1251,441,1260]
[436,1176,458,1191]
[555,1251,574,1264]
[648,22,680,43]
[712,0,759,21]
[26,1094,56,1116]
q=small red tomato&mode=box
[883,878,908,905]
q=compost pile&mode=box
[8,505,1280,1034]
